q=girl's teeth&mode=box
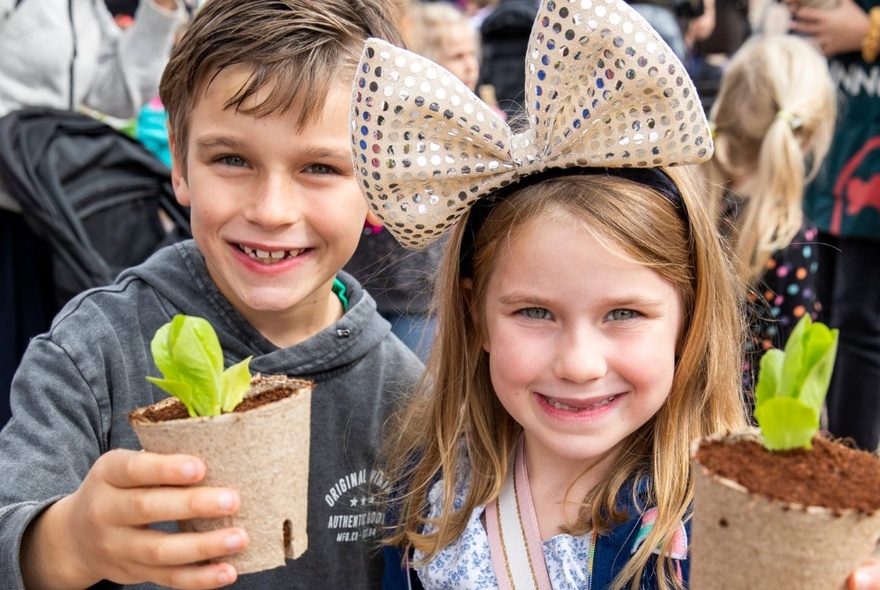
[546,395,618,411]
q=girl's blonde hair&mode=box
[705,35,837,286]
[384,166,748,590]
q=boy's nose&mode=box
[246,176,301,228]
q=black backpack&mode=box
[0,106,191,307]
[0,107,191,427]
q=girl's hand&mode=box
[850,560,880,590]
[20,449,248,590]
[787,0,870,56]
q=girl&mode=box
[703,34,837,403]
[351,0,880,587]
[352,0,746,587]
[380,166,746,589]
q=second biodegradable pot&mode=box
[690,428,880,590]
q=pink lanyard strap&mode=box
[485,437,553,590]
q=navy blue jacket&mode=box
[382,477,691,589]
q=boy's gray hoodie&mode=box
[0,240,424,589]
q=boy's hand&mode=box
[20,449,248,590]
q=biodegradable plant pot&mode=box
[691,428,880,590]
[129,375,312,575]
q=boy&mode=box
[0,1,421,588]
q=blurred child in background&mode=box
[703,34,837,408]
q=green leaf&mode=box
[754,397,819,450]
[754,348,784,407]
[149,321,176,379]
[145,315,251,417]
[798,326,839,414]
[145,377,199,417]
[221,357,253,413]
[778,315,809,401]
[753,315,840,451]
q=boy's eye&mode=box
[520,307,551,320]
[606,309,639,321]
[306,163,338,175]
[217,155,247,167]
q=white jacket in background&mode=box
[0,0,181,120]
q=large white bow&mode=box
[350,0,713,250]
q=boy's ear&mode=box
[366,209,381,227]
[167,128,190,207]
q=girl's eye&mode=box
[606,309,639,321]
[521,307,551,320]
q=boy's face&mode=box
[170,65,368,347]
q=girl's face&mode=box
[479,213,682,474]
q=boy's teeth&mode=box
[239,245,302,263]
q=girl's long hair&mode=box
[704,35,836,286]
[383,166,747,590]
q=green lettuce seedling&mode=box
[146,315,253,417]
[753,315,838,451]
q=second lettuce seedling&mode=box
[146,315,253,417]
[753,315,838,451]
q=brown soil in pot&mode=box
[130,374,305,423]
[694,433,880,513]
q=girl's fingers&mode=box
[850,560,880,590]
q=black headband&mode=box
[459,167,689,278]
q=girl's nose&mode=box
[555,328,608,383]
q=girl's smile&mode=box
[535,391,626,421]
[480,210,682,475]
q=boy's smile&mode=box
[170,65,368,348]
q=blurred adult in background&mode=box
[0,0,181,123]
[0,0,181,428]
[346,0,487,361]
[788,0,880,451]
[477,0,538,122]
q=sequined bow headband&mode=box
[350,0,713,250]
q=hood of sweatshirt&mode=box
[122,240,392,381]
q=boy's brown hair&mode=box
[160,0,404,168]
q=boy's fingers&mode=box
[113,486,241,526]
[163,563,240,590]
[130,563,239,590]
[96,449,206,488]
[128,527,249,568]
